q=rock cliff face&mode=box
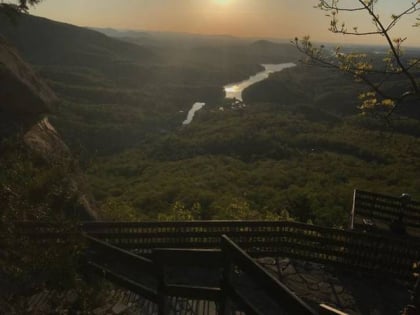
[0,36,97,220]
[0,37,57,115]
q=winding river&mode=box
[182,102,206,125]
[182,62,296,125]
[224,63,296,101]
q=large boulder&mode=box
[23,118,98,220]
[23,117,70,161]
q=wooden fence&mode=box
[15,220,420,280]
[351,189,420,235]
[78,221,420,281]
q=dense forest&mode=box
[87,66,420,226]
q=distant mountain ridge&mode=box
[92,27,241,40]
[0,9,156,67]
[250,39,282,48]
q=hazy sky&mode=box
[30,0,420,46]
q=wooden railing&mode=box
[15,220,420,281]
[153,248,223,315]
[82,235,317,315]
[83,236,159,303]
[220,235,316,315]
[77,221,420,281]
[351,189,420,233]
[319,304,349,315]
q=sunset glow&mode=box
[30,0,420,46]
[214,0,231,5]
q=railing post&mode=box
[349,189,356,230]
[220,235,233,315]
[154,253,167,315]
[157,284,167,315]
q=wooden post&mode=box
[411,276,420,309]
[220,235,234,315]
[349,189,356,230]
[155,252,167,315]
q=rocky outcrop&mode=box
[23,118,69,160]
[0,36,57,116]
[0,36,97,220]
[23,118,98,220]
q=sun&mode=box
[214,0,231,5]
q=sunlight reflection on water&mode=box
[224,62,296,101]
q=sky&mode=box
[29,0,420,46]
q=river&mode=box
[224,63,296,101]
[182,102,206,125]
[182,62,296,125]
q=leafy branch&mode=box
[295,0,420,117]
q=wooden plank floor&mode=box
[24,288,246,315]
[258,257,411,315]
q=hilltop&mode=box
[0,9,156,67]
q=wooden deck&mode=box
[24,288,222,314]
[11,218,420,314]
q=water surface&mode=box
[224,63,296,101]
[182,102,206,125]
[182,62,295,125]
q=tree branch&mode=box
[357,0,419,94]
[293,41,393,101]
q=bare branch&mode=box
[385,2,420,32]
[356,0,419,95]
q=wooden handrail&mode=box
[84,235,156,273]
[319,304,349,315]
[221,235,317,315]
[83,234,320,314]
[85,261,159,303]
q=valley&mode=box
[1,10,420,227]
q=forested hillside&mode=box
[87,71,420,225]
